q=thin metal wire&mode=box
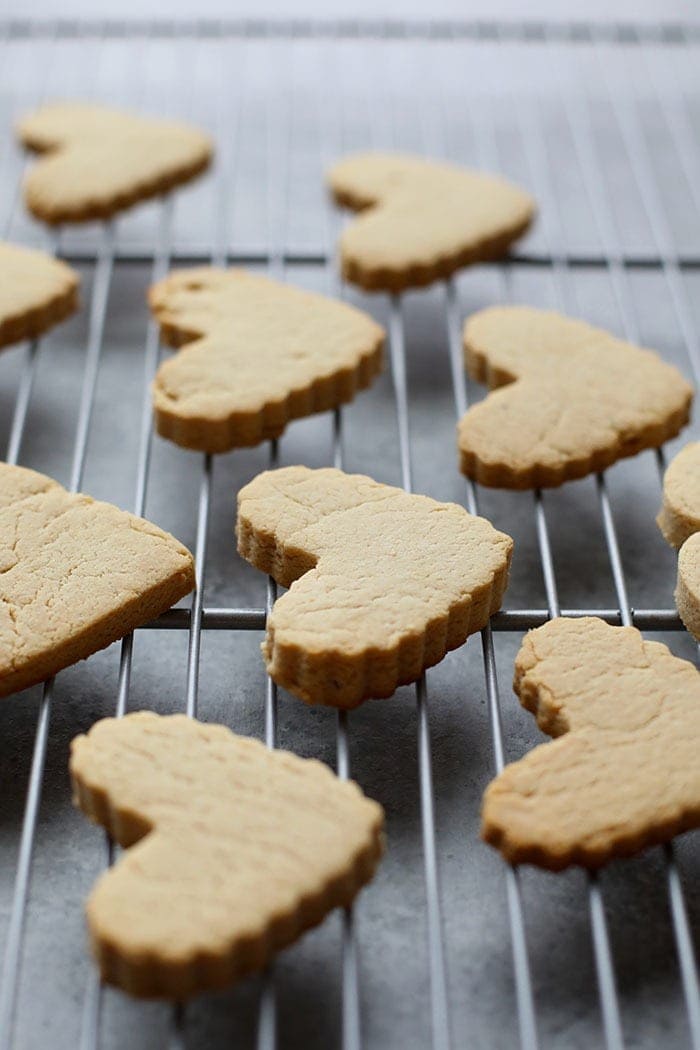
[2,19,700,42]
[0,216,117,1050]
[515,39,700,1047]
[538,34,700,1048]
[48,245,700,270]
[166,29,237,1046]
[5,341,40,467]
[640,32,700,227]
[78,196,176,1050]
[323,48,364,1050]
[429,44,541,1047]
[502,62,627,1048]
[388,295,451,1050]
[591,31,700,389]
[264,440,279,753]
[444,280,539,1050]
[134,604,685,633]
[256,38,295,1050]
[586,32,700,1048]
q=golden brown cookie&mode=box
[482,617,700,870]
[459,306,693,489]
[658,442,700,640]
[0,241,78,349]
[71,711,384,998]
[237,465,513,708]
[17,102,213,224]
[327,152,535,291]
[0,463,194,697]
[149,267,384,453]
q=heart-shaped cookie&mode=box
[149,267,384,452]
[237,465,513,708]
[0,241,78,349]
[658,442,700,640]
[71,711,384,998]
[17,102,213,224]
[458,306,693,488]
[327,152,535,291]
[0,463,194,697]
[482,617,700,870]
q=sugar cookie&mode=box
[71,712,384,998]
[18,102,212,224]
[482,617,700,869]
[0,463,194,696]
[459,306,692,489]
[237,465,512,707]
[658,442,700,640]
[149,268,384,452]
[0,241,78,349]
[328,152,534,291]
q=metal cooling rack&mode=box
[0,18,700,1050]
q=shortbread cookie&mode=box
[459,306,693,489]
[17,102,213,224]
[237,465,513,708]
[482,617,700,870]
[0,241,78,349]
[149,267,384,452]
[327,152,535,291]
[657,442,700,640]
[71,711,384,998]
[658,442,700,550]
[0,464,194,697]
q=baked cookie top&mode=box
[71,711,384,999]
[0,463,194,697]
[0,240,78,349]
[658,442,700,641]
[658,442,700,550]
[237,465,513,708]
[17,102,213,224]
[149,267,384,453]
[482,616,700,870]
[327,151,535,291]
[458,305,693,489]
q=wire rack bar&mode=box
[387,297,452,1050]
[515,31,700,1047]
[321,45,364,1042]
[46,247,700,270]
[0,218,116,1050]
[592,35,700,389]
[588,34,700,1046]
[135,606,685,632]
[550,30,700,1045]
[507,70,626,1050]
[4,18,700,43]
[444,279,539,1050]
[78,195,176,1050]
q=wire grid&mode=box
[0,19,699,1050]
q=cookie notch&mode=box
[0,463,194,697]
[71,712,384,998]
[149,267,384,453]
[0,241,78,350]
[17,102,213,224]
[237,465,513,708]
[657,442,700,640]
[458,306,693,489]
[482,617,700,870]
[328,151,535,291]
